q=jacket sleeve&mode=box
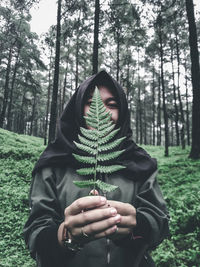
[133,170,170,248]
[23,167,64,259]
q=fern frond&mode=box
[73,179,96,188]
[73,141,97,155]
[98,128,120,145]
[98,137,126,152]
[78,135,97,148]
[99,120,113,131]
[73,154,96,164]
[96,165,126,173]
[73,179,118,193]
[96,180,118,192]
[99,114,112,126]
[80,127,98,140]
[97,150,125,161]
[98,124,115,137]
[73,87,127,193]
[77,167,95,175]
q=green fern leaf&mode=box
[77,167,95,175]
[96,180,118,193]
[96,165,126,173]
[73,141,97,155]
[97,150,125,161]
[98,124,115,137]
[78,135,98,148]
[80,127,98,141]
[73,87,127,193]
[73,180,96,188]
[98,128,120,145]
[98,137,126,152]
[73,153,96,164]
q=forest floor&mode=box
[0,128,199,267]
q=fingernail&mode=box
[114,214,121,223]
[100,196,106,203]
[110,208,117,216]
[111,225,117,232]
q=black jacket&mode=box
[23,70,169,266]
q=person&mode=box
[23,70,169,267]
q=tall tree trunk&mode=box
[185,0,200,159]
[92,0,100,74]
[75,33,79,89]
[170,42,180,146]
[116,32,120,82]
[157,74,162,146]
[175,33,185,149]
[18,93,26,134]
[0,48,12,128]
[184,58,190,146]
[48,0,62,143]
[137,49,142,144]
[158,15,169,156]
[7,48,20,131]
[44,50,53,145]
[30,91,37,136]
[152,67,155,145]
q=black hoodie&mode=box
[24,70,169,267]
[33,70,157,180]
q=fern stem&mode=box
[93,89,99,191]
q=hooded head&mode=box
[33,70,157,180]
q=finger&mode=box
[66,196,107,215]
[94,225,118,239]
[107,201,136,216]
[89,189,99,195]
[72,207,118,226]
[116,215,137,228]
[83,214,121,236]
[108,227,132,241]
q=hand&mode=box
[107,200,137,241]
[60,196,121,245]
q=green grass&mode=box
[0,128,200,266]
[0,129,45,267]
[144,146,200,267]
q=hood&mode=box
[33,70,157,180]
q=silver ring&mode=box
[81,227,89,238]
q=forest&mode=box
[0,0,200,158]
[0,0,200,266]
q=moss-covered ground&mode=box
[0,128,199,266]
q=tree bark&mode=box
[0,48,12,128]
[7,47,21,131]
[175,32,185,149]
[158,14,169,156]
[48,0,62,143]
[184,58,190,146]
[170,42,180,146]
[152,67,155,145]
[185,0,200,159]
[157,74,162,146]
[92,0,100,74]
[116,32,120,82]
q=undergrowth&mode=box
[0,129,199,266]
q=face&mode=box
[84,86,119,127]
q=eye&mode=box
[107,101,118,109]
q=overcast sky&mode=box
[30,0,200,35]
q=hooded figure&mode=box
[24,71,169,267]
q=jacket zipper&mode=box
[106,238,111,264]
[103,174,111,265]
